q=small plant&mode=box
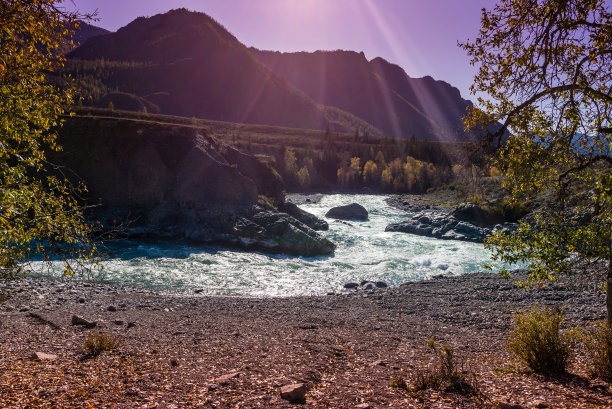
[83,332,120,357]
[508,305,572,374]
[465,194,484,205]
[583,321,612,380]
[389,377,409,391]
[413,339,477,394]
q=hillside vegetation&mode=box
[68,108,488,194]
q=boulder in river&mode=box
[325,203,368,220]
[233,207,335,256]
[279,202,328,231]
[386,209,517,243]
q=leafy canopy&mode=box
[461,0,611,284]
[0,1,98,279]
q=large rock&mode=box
[279,202,328,231]
[325,203,368,220]
[386,208,518,243]
[451,203,499,227]
[233,207,334,256]
[53,115,333,256]
[386,211,490,243]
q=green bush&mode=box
[83,332,120,357]
[583,322,612,380]
[508,305,572,373]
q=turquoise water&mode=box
[35,194,498,296]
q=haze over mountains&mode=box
[68,8,474,141]
[253,50,472,140]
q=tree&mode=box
[362,160,379,184]
[461,1,611,322]
[297,166,311,189]
[0,1,97,279]
[283,148,298,183]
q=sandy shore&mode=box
[0,270,610,408]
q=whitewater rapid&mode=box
[35,194,500,296]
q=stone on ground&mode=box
[280,383,307,403]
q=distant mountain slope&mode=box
[73,22,111,47]
[253,49,473,141]
[67,9,379,134]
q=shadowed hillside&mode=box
[252,49,473,141]
[66,9,379,134]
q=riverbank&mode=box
[0,269,609,408]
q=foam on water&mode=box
[33,194,500,296]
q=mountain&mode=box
[252,49,473,141]
[66,9,379,134]
[58,22,111,54]
[73,22,111,47]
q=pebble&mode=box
[31,351,57,361]
[71,315,97,328]
[214,372,241,385]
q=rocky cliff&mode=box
[53,114,334,256]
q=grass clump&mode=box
[389,377,409,391]
[508,305,572,374]
[413,339,477,395]
[83,332,120,357]
[583,321,612,380]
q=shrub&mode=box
[389,377,409,391]
[508,305,572,373]
[466,194,484,205]
[583,322,612,380]
[83,332,120,357]
[413,339,477,394]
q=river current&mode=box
[34,194,498,296]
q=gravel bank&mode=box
[0,270,609,408]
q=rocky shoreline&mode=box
[385,194,519,243]
[1,269,609,408]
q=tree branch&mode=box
[491,84,612,143]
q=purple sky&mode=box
[65,0,498,101]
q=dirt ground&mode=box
[0,269,610,408]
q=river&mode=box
[34,194,499,296]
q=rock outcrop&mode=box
[53,115,334,256]
[385,209,517,243]
[325,203,369,221]
[279,201,328,231]
[450,203,502,227]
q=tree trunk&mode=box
[608,245,612,327]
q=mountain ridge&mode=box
[67,8,473,140]
[252,48,473,140]
[67,9,379,134]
